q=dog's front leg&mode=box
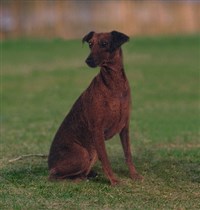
[93,131,119,185]
[120,126,143,181]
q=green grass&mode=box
[1,35,200,209]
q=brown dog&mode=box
[48,31,143,185]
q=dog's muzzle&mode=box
[85,56,97,68]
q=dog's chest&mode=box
[106,93,129,114]
[103,92,130,139]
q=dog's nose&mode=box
[86,57,92,64]
[85,57,97,68]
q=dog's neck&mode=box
[99,49,128,90]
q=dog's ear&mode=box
[110,31,129,51]
[82,31,95,43]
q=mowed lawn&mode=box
[1,35,199,209]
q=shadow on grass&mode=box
[1,159,48,185]
[111,149,200,185]
[1,149,199,186]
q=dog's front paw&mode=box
[131,173,144,181]
[110,178,120,186]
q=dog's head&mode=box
[82,31,129,68]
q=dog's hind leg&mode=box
[86,150,98,179]
[49,143,90,181]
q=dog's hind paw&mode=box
[87,170,98,179]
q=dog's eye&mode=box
[101,41,108,48]
[88,41,93,48]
